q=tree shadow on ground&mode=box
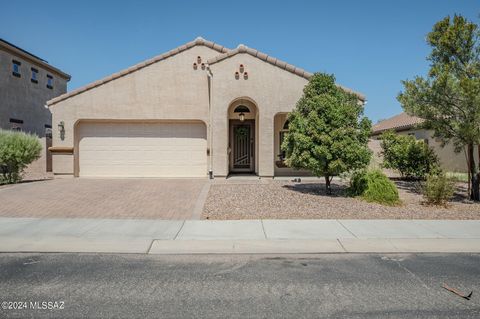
[394,179,473,204]
[282,182,349,197]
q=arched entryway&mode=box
[228,98,258,174]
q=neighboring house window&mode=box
[31,68,38,83]
[45,124,52,138]
[12,60,21,77]
[46,75,53,89]
[10,118,23,131]
[279,119,290,160]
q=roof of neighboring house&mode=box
[0,38,71,80]
[47,36,365,106]
[372,112,424,135]
[207,44,366,101]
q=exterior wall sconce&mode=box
[58,121,65,141]
[193,62,198,70]
[239,112,245,122]
[235,71,240,79]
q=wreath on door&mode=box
[235,126,249,138]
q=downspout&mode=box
[206,65,214,179]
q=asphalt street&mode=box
[0,253,479,318]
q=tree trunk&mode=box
[468,144,479,201]
[325,175,332,195]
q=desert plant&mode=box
[282,73,372,195]
[380,130,439,179]
[423,173,455,206]
[0,130,42,184]
[348,169,401,206]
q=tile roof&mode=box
[47,37,229,106]
[47,37,365,106]
[372,112,424,135]
[207,44,366,101]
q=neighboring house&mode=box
[47,37,365,178]
[371,112,469,173]
[0,39,70,176]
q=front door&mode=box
[230,120,254,173]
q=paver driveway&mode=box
[0,178,209,219]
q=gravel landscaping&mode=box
[202,179,480,220]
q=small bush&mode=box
[380,130,439,179]
[349,169,401,206]
[0,130,42,184]
[423,173,455,206]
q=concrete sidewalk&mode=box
[0,218,479,254]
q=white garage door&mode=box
[78,122,207,177]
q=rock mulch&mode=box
[202,179,480,220]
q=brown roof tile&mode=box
[372,112,424,134]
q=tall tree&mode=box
[398,15,480,201]
[282,73,372,194]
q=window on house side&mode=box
[47,75,53,89]
[31,68,38,83]
[279,119,290,161]
[10,118,23,132]
[12,60,21,77]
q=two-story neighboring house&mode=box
[0,39,70,177]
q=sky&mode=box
[1,0,478,123]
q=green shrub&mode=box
[349,169,401,206]
[380,130,440,179]
[423,173,455,206]
[0,130,42,184]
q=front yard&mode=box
[202,179,480,220]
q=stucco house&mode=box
[371,112,469,173]
[0,39,70,177]
[47,37,365,178]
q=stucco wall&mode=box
[209,53,308,177]
[0,49,67,136]
[49,45,220,175]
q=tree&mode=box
[0,130,42,184]
[282,73,372,194]
[380,130,439,179]
[398,15,480,201]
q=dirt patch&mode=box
[202,179,480,220]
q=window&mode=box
[233,105,250,113]
[10,118,23,131]
[279,119,290,160]
[45,124,52,138]
[31,68,38,83]
[12,60,21,77]
[46,75,53,89]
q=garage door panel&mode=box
[78,122,207,177]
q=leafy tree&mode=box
[380,130,440,179]
[398,15,480,200]
[282,73,372,194]
[0,130,42,184]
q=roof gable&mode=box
[207,44,365,101]
[48,37,229,106]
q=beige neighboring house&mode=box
[0,39,70,178]
[47,37,365,178]
[371,112,469,173]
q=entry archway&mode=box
[227,98,258,174]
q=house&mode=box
[371,112,469,173]
[47,37,365,178]
[0,39,70,176]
